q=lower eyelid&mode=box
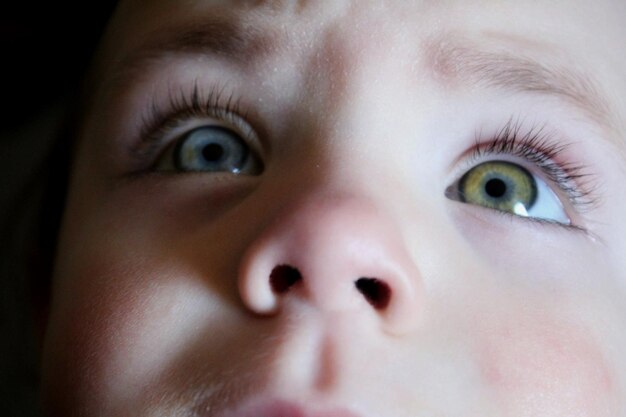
[450,198,587,235]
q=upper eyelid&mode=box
[453,120,597,210]
[459,151,584,209]
[131,82,267,165]
[147,116,257,168]
[138,83,241,147]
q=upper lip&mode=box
[215,398,365,417]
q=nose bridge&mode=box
[299,12,414,146]
[238,191,423,335]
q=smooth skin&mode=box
[42,1,626,416]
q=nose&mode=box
[238,193,423,335]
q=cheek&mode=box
[43,252,213,413]
[477,313,617,417]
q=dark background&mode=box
[1,2,117,131]
[1,2,118,415]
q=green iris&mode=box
[459,161,537,213]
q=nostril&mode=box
[270,265,302,294]
[355,278,391,310]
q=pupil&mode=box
[485,178,507,198]
[202,143,224,162]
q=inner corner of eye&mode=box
[444,183,460,200]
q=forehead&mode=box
[92,0,626,144]
[106,0,626,46]
[98,0,626,95]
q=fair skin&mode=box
[42,0,626,416]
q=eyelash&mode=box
[131,82,253,166]
[466,119,597,211]
[131,85,598,218]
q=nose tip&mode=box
[238,194,423,334]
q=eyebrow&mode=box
[104,13,282,90]
[424,35,622,142]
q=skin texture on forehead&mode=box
[97,0,626,149]
[41,0,626,416]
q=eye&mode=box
[447,160,570,224]
[155,126,263,175]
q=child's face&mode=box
[42,1,626,416]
